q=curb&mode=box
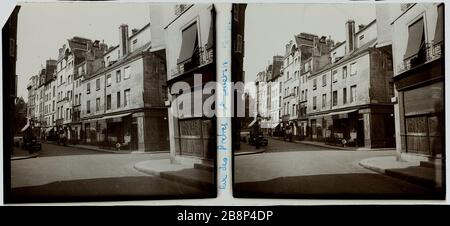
[359,160,386,174]
[234,149,266,156]
[295,141,351,150]
[67,144,169,155]
[11,152,40,161]
[359,158,438,189]
[133,164,162,176]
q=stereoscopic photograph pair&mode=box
[2,1,445,203]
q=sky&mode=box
[16,2,151,101]
[243,3,376,83]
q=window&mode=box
[313,96,317,110]
[350,85,357,103]
[117,92,121,108]
[332,70,338,82]
[322,74,327,87]
[106,56,110,66]
[124,66,131,79]
[313,79,317,90]
[287,71,290,80]
[87,100,91,114]
[322,94,326,108]
[52,100,55,111]
[350,62,357,75]
[124,89,131,106]
[96,122,100,132]
[333,90,338,106]
[106,95,111,110]
[96,78,100,90]
[342,66,348,79]
[343,88,347,104]
[96,98,100,112]
[359,35,364,40]
[116,70,121,82]
[53,86,55,97]
[292,104,296,115]
[87,82,91,94]
[107,74,111,86]
[301,90,305,101]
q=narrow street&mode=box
[10,143,210,202]
[235,138,439,199]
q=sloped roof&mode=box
[311,38,377,76]
[84,41,152,80]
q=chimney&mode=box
[345,20,356,53]
[132,28,139,35]
[119,24,130,57]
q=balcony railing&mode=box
[397,42,443,74]
[171,46,214,77]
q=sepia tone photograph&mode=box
[233,3,445,199]
[3,2,217,203]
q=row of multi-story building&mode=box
[25,4,240,168]
[254,2,444,163]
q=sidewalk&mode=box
[359,156,443,189]
[270,136,395,151]
[11,147,40,160]
[67,144,169,154]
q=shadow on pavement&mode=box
[234,173,444,200]
[8,176,216,203]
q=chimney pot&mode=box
[119,24,130,57]
[345,20,356,53]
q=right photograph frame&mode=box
[232,2,445,199]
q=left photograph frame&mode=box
[3,2,217,203]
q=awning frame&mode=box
[404,18,425,60]
[177,22,199,65]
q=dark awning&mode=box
[404,18,425,60]
[177,23,198,64]
[434,4,444,45]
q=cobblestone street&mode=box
[9,143,209,202]
[234,138,439,199]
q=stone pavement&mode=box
[11,149,170,188]
[234,141,441,199]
